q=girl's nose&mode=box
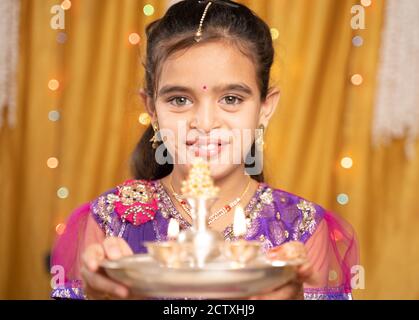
[192,101,220,133]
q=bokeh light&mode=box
[341,157,353,169]
[56,223,66,235]
[332,229,344,242]
[128,33,141,45]
[139,113,151,126]
[361,0,372,7]
[337,193,349,205]
[143,4,155,16]
[270,28,279,40]
[352,36,364,47]
[48,79,60,91]
[351,74,363,86]
[48,110,60,122]
[61,0,71,10]
[47,157,59,169]
[57,32,68,44]
[57,187,69,199]
[329,270,338,281]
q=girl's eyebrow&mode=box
[213,83,253,95]
[158,85,191,96]
[158,83,253,96]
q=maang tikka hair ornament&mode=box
[195,0,239,43]
[195,2,213,42]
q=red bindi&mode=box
[202,85,208,91]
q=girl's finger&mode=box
[81,266,129,299]
[114,237,134,256]
[267,241,308,261]
[84,284,110,300]
[251,282,302,300]
[82,244,105,272]
[297,261,313,279]
[103,237,133,260]
[267,242,319,287]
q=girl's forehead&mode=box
[159,41,258,89]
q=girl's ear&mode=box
[139,89,157,121]
[258,87,280,128]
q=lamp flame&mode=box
[233,206,247,238]
[168,219,180,240]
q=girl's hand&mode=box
[248,241,318,300]
[81,237,136,300]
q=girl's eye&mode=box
[220,95,243,105]
[168,96,192,107]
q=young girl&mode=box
[51,0,358,300]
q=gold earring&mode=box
[150,122,160,149]
[256,124,265,148]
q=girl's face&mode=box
[147,40,279,180]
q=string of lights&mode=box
[336,0,372,207]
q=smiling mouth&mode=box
[185,139,229,158]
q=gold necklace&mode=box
[169,175,252,225]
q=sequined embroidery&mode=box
[51,280,87,300]
[304,292,352,300]
[113,180,158,226]
[91,180,158,236]
[91,195,114,236]
[296,199,317,236]
[304,286,353,300]
[155,181,191,230]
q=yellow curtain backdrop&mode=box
[0,0,418,299]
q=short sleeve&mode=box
[50,203,105,299]
[303,211,359,300]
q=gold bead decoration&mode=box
[181,157,219,198]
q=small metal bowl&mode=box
[144,241,184,268]
[222,240,262,266]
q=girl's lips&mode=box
[185,137,231,158]
[186,142,227,158]
[185,138,230,146]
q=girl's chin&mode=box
[208,162,237,179]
